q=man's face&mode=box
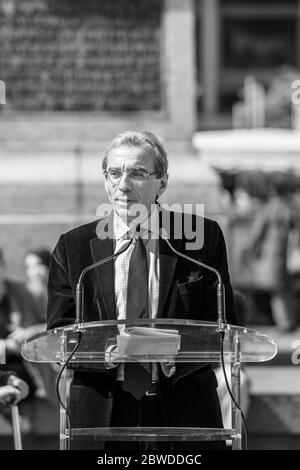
[104,145,168,223]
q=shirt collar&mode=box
[113,212,130,241]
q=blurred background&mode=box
[0,0,300,450]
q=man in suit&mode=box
[47,131,237,450]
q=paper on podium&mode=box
[117,327,181,356]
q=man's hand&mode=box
[0,375,29,405]
[8,324,46,346]
[7,327,30,346]
[5,325,44,355]
[0,385,21,405]
[4,338,20,354]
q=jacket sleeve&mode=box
[202,221,238,326]
[47,234,76,330]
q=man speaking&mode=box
[47,131,237,450]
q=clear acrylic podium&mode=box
[22,318,277,450]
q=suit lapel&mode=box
[90,214,116,320]
[157,209,184,318]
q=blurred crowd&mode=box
[224,171,300,332]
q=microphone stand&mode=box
[11,404,22,450]
[162,237,227,332]
[5,396,22,450]
[75,238,133,325]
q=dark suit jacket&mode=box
[47,210,237,433]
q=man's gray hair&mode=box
[102,131,168,178]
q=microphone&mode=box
[75,238,133,324]
[162,236,226,329]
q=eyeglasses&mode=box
[105,168,157,185]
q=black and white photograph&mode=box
[0,0,300,459]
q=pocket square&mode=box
[187,271,201,282]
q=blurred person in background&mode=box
[24,249,51,322]
[7,248,52,347]
[286,190,300,321]
[7,248,58,402]
[2,247,58,404]
[242,181,298,332]
[1,247,59,443]
[0,246,39,398]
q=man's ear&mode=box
[104,177,110,194]
[156,173,168,199]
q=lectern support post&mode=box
[59,331,69,451]
[231,332,242,450]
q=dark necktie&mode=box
[126,237,148,319]
[123,236,152,400]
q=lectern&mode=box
[22,319,277,450]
